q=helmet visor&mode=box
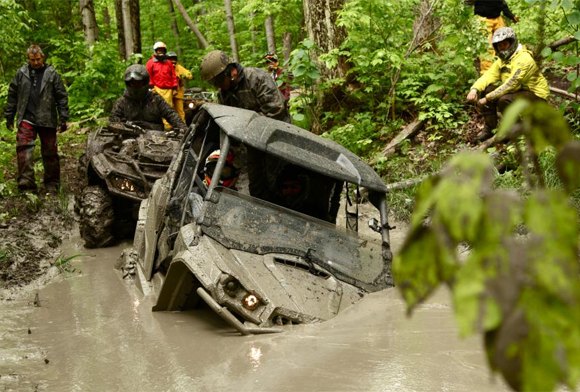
[209,71,227,87]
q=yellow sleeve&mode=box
[176,64,193,80]
[471,60,501,93]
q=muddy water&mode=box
[1,230,510,392]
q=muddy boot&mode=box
[476,114,498,142]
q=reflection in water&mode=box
[248,346,263,371]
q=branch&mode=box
[550,86,579,101]
[172,0,209,49]
[548,36,577,50]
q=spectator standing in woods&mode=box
[5,44,69,193]
[167,51,193,123]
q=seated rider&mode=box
[109,64,187,133]
[203,149,240,189]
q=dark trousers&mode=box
[16,121,60,189]
[480,87,544,130]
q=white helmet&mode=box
[492,27,518,61]
[153,41,167,51]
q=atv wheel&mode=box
[79,185,115,248]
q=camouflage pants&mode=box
[16,121,60,189]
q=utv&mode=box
[124,104,393,334]
[77,121,182,248]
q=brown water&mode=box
[0,231,510,392]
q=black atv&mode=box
[77,121,182,248]
[183,87,215,125]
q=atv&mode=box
[183,87,215,125]
[77,121,183,248]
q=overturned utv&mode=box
[123,104,393,334]
[77,122,182,248]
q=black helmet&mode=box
[124,64,150,101]
[124,64,150,84]
[200,50,232,82]
[492,27,518,61]
[167,51,177,60]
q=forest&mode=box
[0,0,580,391]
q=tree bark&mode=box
[224,0,239,61]
[80,0,99,45]
[129,0,141,55]
[303,0,349,79]
[282,32,292,64]
[122,0,134,58]
[173,0,210,49]
[114,0,127,59]
[167,0,181,56]
[265,14,276,54]
[102,6,112,40]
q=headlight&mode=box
[221,276,263,311]
[188,102,195,109]
[110,175,145,197]
[242,293,261,311]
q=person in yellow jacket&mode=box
[167,52,193,122]
[466,27,549,141]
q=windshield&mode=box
[199,188,391,292]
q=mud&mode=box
[0,226,510,392]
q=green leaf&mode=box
[541,47,552,57]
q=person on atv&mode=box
[466,27,549,141]
[199,50,290,123]
[110,64,186,133]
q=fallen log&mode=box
[550,86,579,101]
[548,36,577,50]
[380,119,425,157]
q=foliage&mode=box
[64,41,127,119]
[394,101,580,392]
[286,39,321,128]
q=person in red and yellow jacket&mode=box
[146,42,178,128]
[466,27,549,141]
[167,51,192,122]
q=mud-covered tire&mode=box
[79,185,115,248]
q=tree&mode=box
[224,0,240,61]
[114,0,127,59]
[80,0,99,45]
[303,0,349,79]
[121,0,135,58]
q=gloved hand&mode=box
[6,119,13,131]
[59,121,67,133]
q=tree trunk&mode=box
[265,14,276,54]
[122,0,134,58]
[80,0,99,45]
[282,32,292,64]
[114,0,127,59]
[129,0,141,55]
[102,6,112,40]
[172,0,209,49]
[303,0,349,79]
[224,0,239,61]
[167,0,181,56]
